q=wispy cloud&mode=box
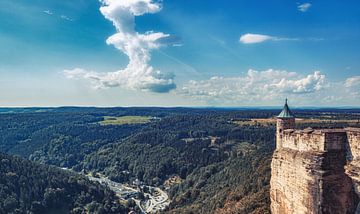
[43,10,53,15]
[298,3,312,12]
[63,0,176,93]
[239,33,299,44]
[43,10,74,22]
[60,15,74,21]
[156,50,201,76]
[345,76,360,87]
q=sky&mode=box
[0,0,359,107]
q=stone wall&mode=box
[280,129,346,153]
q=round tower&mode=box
[276,99,295,149]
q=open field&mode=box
[234,118,360,126]
[99,116,153,125]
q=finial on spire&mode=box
[277,99,295,118]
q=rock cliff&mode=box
[270,102,360,214]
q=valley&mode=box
[0,107,359,213]
[84,171,170,213]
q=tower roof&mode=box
[277,99,295,118]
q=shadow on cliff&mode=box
[320,135,359,214]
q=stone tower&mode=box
[276,99,295,149]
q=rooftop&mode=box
[277,99,295,118]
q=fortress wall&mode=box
[324,131,347,151]
[280,129,346,153]
[281,131,325,152]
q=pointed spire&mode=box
[277,99,295,118]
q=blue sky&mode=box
[0,0,359,107]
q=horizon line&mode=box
[0,105,360,109]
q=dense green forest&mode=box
[0,152,127,214]
[0,107,359,213]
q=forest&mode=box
[0,107,359,213]
[0,152,128,214]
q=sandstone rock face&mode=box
[270,126,360,214]
[345,128,360,213]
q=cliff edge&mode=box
[270,101,360,214]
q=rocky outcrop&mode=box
[271,150,358,213]
[345,128,360,212]
[270,127,360,214]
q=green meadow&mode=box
[99,116,153,125]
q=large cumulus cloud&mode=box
[64,0,176,93]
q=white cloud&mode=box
[178,69,326,104]
[64,67,175,93]
[270,71,325,93]
[343,76,360,101]
[63,0,176,93]
[239,34,274,44]
[239,33,298,44]
[43,10,53,15]
[298,3,311,12]
[345,76,360,87]
[63,68,97,80]
[60,15,73,21]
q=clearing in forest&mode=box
[99,116,153,125]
